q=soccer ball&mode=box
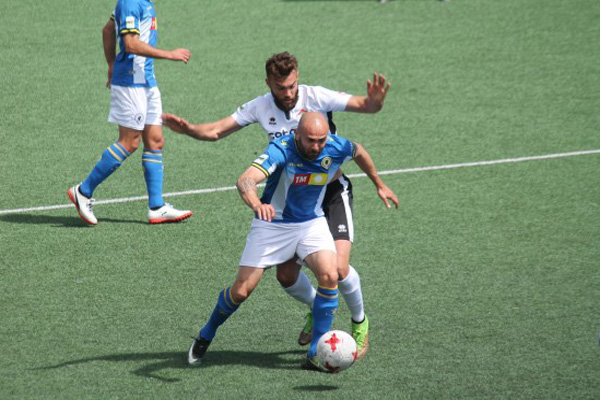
[316,330,357,373]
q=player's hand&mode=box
[366,72,391,110]
[169,48,191,63]
[377,184,399,209]
[253,203,276,222]
[162,113,194,135]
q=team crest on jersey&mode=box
[269,117,276,125]
[293,173,328,186]
[321,157,332,170]
[151,17,157,30]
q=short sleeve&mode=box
[336,136,356,163]
[251,142,286,177]
[231,97,261,127]
[115,0,142,35]
[308,86,352,112]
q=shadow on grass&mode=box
[35,349,308,382]
[0,213,144,227]
[294,384,340,392]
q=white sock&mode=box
[283,270,316,308]
[338,265,365,322]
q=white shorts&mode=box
[239,217,336,269]
[108,85,162,131]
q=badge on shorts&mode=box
[134,113,144,125]
[321,157,332,170]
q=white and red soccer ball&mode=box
[316,330,357,373]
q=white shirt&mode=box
[231,85,352,141]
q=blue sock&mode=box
[80,142,130,198]
[199,287,240,341]
[308,286,339,358]
[142,149,164,209]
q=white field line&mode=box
[1,149,599,216]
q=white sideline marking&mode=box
[1,149,599,216]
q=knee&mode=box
[120,138,140,154]
[315,270,339,289]
[337,263,350,281]
[146,136,165,151]
[230,284,253,304]
[276,265,300,288]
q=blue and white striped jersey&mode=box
[111,0,158,87]
[251,134,355,223]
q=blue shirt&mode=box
[111,0,158,87]
[251,134,356,223]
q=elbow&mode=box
[124,43,136,54]
[205,129,225,142]
[235,176,245,192]
[102,24,114,37]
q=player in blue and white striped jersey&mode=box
[187,113,392,371]
[164,52,396,359]
[68,0,192,225]
[165,52,396,357]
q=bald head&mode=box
[295,112,329,160]
[297,112,328,136]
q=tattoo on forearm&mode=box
[237,177,256,195]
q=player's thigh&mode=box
[297,218,338,285]
[109,85,148,131]
[276,257,302,287]
[323,176,354,242]
[334,239,352,280]
[304,250,338,288]
[142,87,164,150]
[231,266,265,303]
[239,219,298,268]
[145,86,162,126]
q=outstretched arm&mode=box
[353,142,399,209]
[121,33,191,63]
[236,166,275,221]
[162,114,244,142]
[345,73,392,113]
[102,18,116,88]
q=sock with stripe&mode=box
[199,287,240,341]
[282,271,316,308]
[338,265,365,323]
[142,149,164,209]
[308,286,338,358]
[79,142,130,198]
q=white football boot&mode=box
[148,202,192,224]
[68,185,97,225]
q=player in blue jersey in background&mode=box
[68,0,192,225]
[187,112,398,371]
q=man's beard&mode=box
[272,91,298,112]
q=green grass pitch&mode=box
[1,0,599,398]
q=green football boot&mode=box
[300,355,326,372]
[352,314,370,360]
[297,311,313,346]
